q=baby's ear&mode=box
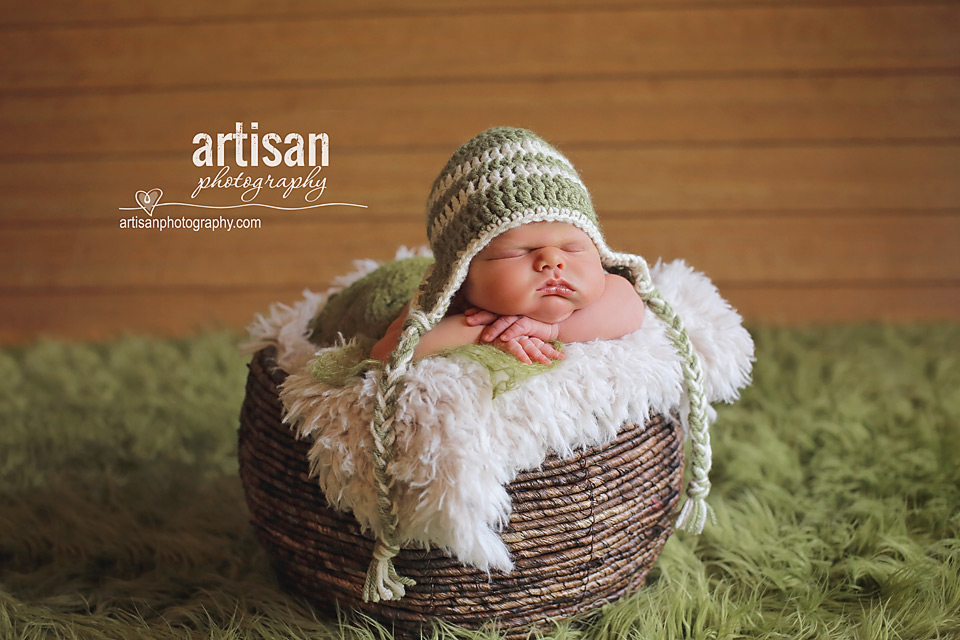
[604,264,636,285]
[446,288,469,316]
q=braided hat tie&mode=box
[362,127,714,602]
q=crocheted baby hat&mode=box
[363,127,713,602]
[419,126,600,315]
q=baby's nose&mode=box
[534,247,565,271]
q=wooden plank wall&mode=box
[1,1,959,344]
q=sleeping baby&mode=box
[369,220,646,364]
[300,127,718,601]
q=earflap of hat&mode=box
[597,245,716,535]
[359,252,469,604]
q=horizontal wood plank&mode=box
[721,282,960,324]
[2,145,958,223]
[2,3,958,340]
[1,216,957,289]
[3,73,959,160]
[2,6,958,92]
[5,0,952,27]
[0,289,284,345]
[2,282,958,345]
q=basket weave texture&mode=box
[238,347,685,637]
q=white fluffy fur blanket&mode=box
[242,248,754,574]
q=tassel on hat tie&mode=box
[362,538,415,603]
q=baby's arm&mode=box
[556,273,645,342]
[370,305,561,364]
[370,305,484,362]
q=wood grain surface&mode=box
[1,2,958,342]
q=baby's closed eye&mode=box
[492,250,528,259]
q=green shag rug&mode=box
[1,326,958,639]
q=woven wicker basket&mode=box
[238,346,685,638]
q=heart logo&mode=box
[135,188,163,216]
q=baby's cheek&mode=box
[581,268,608,306]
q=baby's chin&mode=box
[525,299,580,324]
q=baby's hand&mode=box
[464,309,559,343]
[491,335,563,365]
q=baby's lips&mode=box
[538,283,575,296]
[538,278,574,291]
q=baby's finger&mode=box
[482,315,519,342]
[464,308,498,326]
[497,319,529,342]
[507,340,533,364]
[539,342,564,361]
[521,338,553,365]
[530,350,552,365]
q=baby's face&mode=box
[463,222,606,323]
